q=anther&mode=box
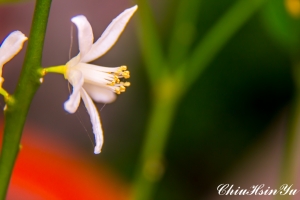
[120,85,126,92]
[108,80,116,86]
[124,82,130,87]
[122,71,130,79]
[120,65,127,70]
[115,88,121,94]
[113,75,120,83]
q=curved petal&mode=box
[0,31,27,73]
[64,70,84,113]
[83,83,116,103]
[71,15,94,60]
[73,62,121,73]
[81,5,138,63]
[80,88,103,154]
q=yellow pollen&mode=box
[122,71,130,79]
[108,80,115,86]
[123,82,130,87]
[120,85,126,92]
[115,88,121,94]
[120,65,127,70]
[113,75,120,83]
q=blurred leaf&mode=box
[262,0,300,53]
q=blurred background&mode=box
[0,0,299,199]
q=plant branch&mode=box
[0,0,52,198]
[134,0,166,85]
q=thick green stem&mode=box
[131,77,181,200]
[0,0,52,198]
[135,0,166,85]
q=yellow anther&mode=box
[120,65,127,70]
[120,85,126,92]
[116,66,128,74]
[115,88,121,94]
[122,71,130,79]
[123,82,130,87]
[120,81,130,87]
[108,80,115,86]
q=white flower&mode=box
[0,31,27,88]
[63,5,137,154]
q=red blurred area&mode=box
[0,122,129,200]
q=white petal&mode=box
[73,62,121,73]
[81,5,138,63]
[80,88,103,154]
[83,83,116,103]
[71,15,94,60]
[73,63,116,86]
[64,70,84,113]
[0,31,27,72]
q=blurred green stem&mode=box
[0,0,52,198]
[132,0,269,199]
[276,61,300,200]
[167,0,202,66]
[132,76,181,200]
[135,0,165,84]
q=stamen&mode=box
[120,85,126,92]
[122,71,130,79]
[120,65,127,70]
[124,82,130,87]
[113,75,120,83]
[115,88,121,94]
[115,65,128,75]
[108,80,115,86]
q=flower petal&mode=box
[81,5,138,63]
[0,31,27,72]
[80,88,103,154]
[64,70,84,113]
[83,83,116,103]
[71,15,94,60]
[73,63,117,86]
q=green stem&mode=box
[135,0,166,85]
[131,77,181,200]
[0,0,52,198]
[184,0,268,90]
[167,0,202,66]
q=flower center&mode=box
[106,65,130,94]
